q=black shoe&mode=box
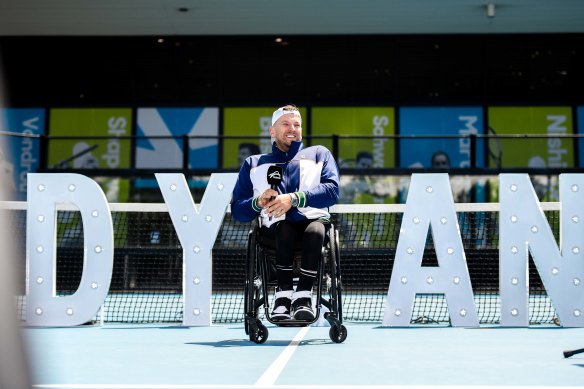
[292,297,315,321]
[271,290,292,321]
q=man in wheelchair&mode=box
[231,104,340,322]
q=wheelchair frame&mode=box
[244,219,347,344]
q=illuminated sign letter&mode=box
[383,173,478,327]
[156,173,237,326]
[26,173,113,326]
[499,174,584,327]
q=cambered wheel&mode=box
[244,224,258,336]
[250,322,269,344]
[328,225,343,321]
[329,324,347,343]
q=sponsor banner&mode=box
[0,108,45,200]
[311,107,396,168]
[400,107,484,169]
[487,106,574,168]
[136,107,219,169]
[135,107,219,189]
[48,108,132,168]
[48,108,132,201]
[578,106,584,167]
[222,107,307,169]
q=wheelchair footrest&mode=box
[269,317,315,327]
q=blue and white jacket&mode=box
[231,140,340,228]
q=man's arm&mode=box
[301,147,340,209]
[231,160,263,222]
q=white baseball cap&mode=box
[271,106,301,126]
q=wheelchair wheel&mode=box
[328,225,343,321]
[329,324,347,343]
[244,223,258,336]
[250,322,269,344]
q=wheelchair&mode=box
[244,219,347,344]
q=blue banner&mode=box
[0,108,45,200]
[135,107,218,188]
[136,107,219,169]
[399,107,484,169]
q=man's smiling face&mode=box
[270,112,302,152]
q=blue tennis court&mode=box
[25,322,584,388]
[10,194,584,388]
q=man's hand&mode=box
[259,189,292,218]
[257,188,278,208]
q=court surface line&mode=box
[254,326,310,387]
[32,385,584,389]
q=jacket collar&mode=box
[272,140,303,160]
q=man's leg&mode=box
[293,220,328,320]
[297,220,327,292]
[273,220,298,291]
[271,220,298,320]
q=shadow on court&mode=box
[186,338,331,347]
